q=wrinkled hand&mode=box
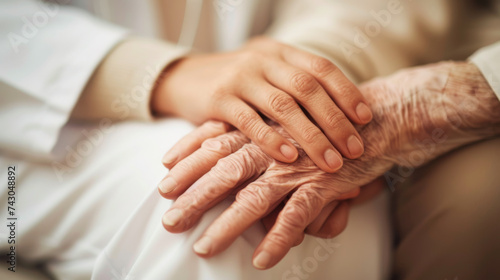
[159,61,500,269]
[152,37,372,172]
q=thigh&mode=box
[1,118,392,280]
[393,137,500,280]
[0,119,195,279]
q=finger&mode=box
[281,47,373,124]
[190,174,295,258]
[337,187,360,200]
[252,185,330,269]
[305,187,359,236]
[261,204,305,247]
[305,201,339,235]
[162,144,272,232]
[293,232,305,247]
[162,121,232,169]
[242,81,344,172]
[215,97,298,163]
[313,201,350,239]
[158,131,250,198]
[262,60,365,159]
[261,201,285,233]
[351,177,386,205]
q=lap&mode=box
[1,118,392,280]
[394,137,500,280]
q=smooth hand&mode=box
[152,37,372,173]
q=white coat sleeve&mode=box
[470,41,500,102]
[0,0,127,158]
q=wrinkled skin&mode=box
[159,61,500,269]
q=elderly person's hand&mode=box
[159,62,500,269]
[152,37,372,174]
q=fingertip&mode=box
[158,176,177,196]
[322,202,350,238]
[346,135,364,159]
[253,250,273,270]
[355,102,373,124]
[193,236,213,256]
[292,233,305,247]
[279,144,298,162]
[323,149,343,172]
[162,151,179,168]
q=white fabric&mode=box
[0,0,499,279]
[470,41,500,102]
[0,119,392,280]
[0,0,127,158]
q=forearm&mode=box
[443,62,500,137]
[356,62,500,178]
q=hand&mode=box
[152,37,372,173]
[159,61,500,269]
[160,122,392,268]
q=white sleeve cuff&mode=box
[469,41,500,102]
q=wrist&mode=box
[150,57,188,117]
[358,61,500,171]
[443,62,500,137]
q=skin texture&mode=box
[159,61,500,269]
[152,37,372,173]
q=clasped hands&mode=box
[157,52,500,269]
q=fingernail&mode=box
[193,236,212,255]
[347,135,364,158]
[158,176,177,194]
[280,144,296,160]
[253,251,272,269]
[324,149,342,171]
[356,102,373,123]
[162,152,178,166]
[162,209,183,227]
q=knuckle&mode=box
[235,187,269,217]
[335,83,357,101]
[282,205,309,230]
[252,125,275,145]
[268,92,296,118]
[238,50,264,64]
[234,110,257,132]
[311,57,336,76]
[324,110,348,130]
[284,201,313,226]
[217,131,251,152]
[267,230,293,248]
[213,156,246,186]
[282,189,325,228]
[176,158,198,175]
[201,138,231,154]
[301,126,323,145]
[290,71,318,97]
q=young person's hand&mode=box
[152,37,372,173]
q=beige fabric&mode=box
[71,37,189,121]
[70,0,500,121]
[393,137,500,280]
[266,0,500,83]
